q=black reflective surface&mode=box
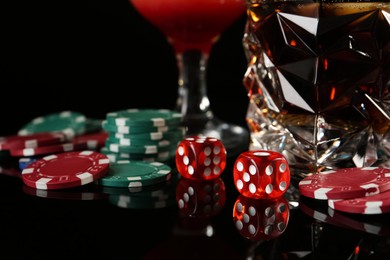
[1,155,390,259]
[1,1,390,259]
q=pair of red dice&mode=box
[175,136,290,199]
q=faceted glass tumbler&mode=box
[243,0,390,174]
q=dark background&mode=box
[0,0,249,136]
[2,3,390,258]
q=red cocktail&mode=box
[129,0,249,156]
[130,0,245,54]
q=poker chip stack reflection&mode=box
[100,170,180,209]
[100,109,186,164]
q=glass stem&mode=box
[175,50,214,133]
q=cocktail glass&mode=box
[129,0,249,156]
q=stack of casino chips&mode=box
[100,108,186,164]
[0,110,107,171]
[298,167,390,215]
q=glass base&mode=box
[184,117,250,158]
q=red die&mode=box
[175,136,227,180]
[233,150,290,199]
[176,177,226,218]
[233,194,290,241]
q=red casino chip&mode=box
[21,151,110,190]
[71,131,108,144]
[329,189,390,215]
[298,167,390,200]
[10,141,92,157]
[0,132,66,151]
[9,132,107,157]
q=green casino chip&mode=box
[100,146,160,160]
[97,160,172,188]
[101,149,178,164]
[106,136,173,146]
[99,147,176,163]
[113,131,164,141]
[100,170,180,195]
[102,120,173,134]
[18,111,87,140]
[104,140,172,154]
[112,126,186,141]
[107,131,185,147]
[105,108,182,127]
[102,151,170,163]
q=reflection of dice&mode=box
[144,215,243,260]
[175,136,227,180]
[175,177,226,218]
[233,150,290,199]
[233,195,290,241]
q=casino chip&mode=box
[102,120,172,134]
[104,140,171,154]
[19,157,38,171]
[97,160,172,188]
[105,108,182,127]
[0,132,66,151]
[298,167,390,200]
[102,173,179,209]
[328,189,390,215]
[101,169,180,194]
[101,147,174,164]
[10,131,107,157]
[21,150,110,190]
[72,131,108,145]
[112,127,186,141]
[18,110,87,140]
[10,140,98,157]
